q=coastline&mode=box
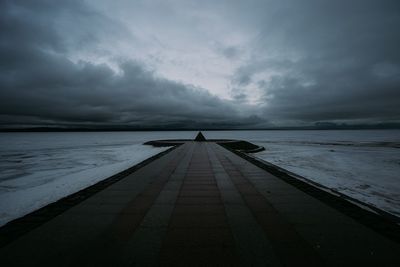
[0,145,180,247]
[219,142,400,243]
[1,139,399,248]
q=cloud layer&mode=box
[1,0,399,128]
[0,0,258,129]
[231,0,400,125]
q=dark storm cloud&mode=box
[0,0,258,129]
[1,0,399,129]
[231,0,400,125]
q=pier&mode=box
[1,141,400,266]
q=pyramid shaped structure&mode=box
[194,131,206,141]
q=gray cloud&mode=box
[1,0,399,129]
[0,0,262,129]
[230,0,400,125]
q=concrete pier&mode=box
[1,142,400,266]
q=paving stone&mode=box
[169,214,228,228]
[175,197,221,205]
[173,204,225,214]
[163,228,233,247]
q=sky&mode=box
[1,0,399,129]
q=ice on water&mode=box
[205,130,400,218]
[0,132,195,226]
[1,130,399,226]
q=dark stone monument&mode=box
[194,131,206,141]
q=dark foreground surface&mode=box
[1,142,400,266]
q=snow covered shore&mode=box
[0,132,174,226]
[204,130,400,219]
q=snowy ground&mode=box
[0,132,197,226]
[205,130,400,218]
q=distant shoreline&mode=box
[1,126,400,132]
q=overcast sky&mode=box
[1,0,399,129]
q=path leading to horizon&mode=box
[1,142,400,266]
